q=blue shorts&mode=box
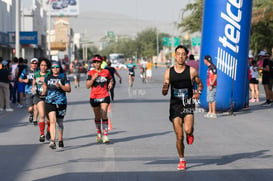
[17,82,25,93]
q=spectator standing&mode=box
[186,54,199,72]
[259,51,272,106]
[249,60,260,102]
[10,57,19,104]
[204,55,217,118]
[266,52,273,105]
[16,57,27,108]
[0,60,14,112]
[187,54,200,93]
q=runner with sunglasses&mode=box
[42,61,71,149]
[86,55,113,143]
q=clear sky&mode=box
[79,0,189,23]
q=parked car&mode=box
[62,0,69,8]
[64,0,77,5]
[111,63,127,70]
[69,0,77,5]
[52,0,63,9]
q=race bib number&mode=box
[173,88,189,99]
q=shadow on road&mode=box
[34,168,273,181]
[147,149,272,169]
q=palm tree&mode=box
[177,0,203,33]
[252,0,273,24]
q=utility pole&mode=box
[15,0,20,58]
[156,27,159,62]
[47,2,51,59]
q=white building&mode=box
[0,0,16,59]
[0,0,47,60]
[20,0,47,60]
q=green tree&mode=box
[250,21,273,54]
[177,0,203,33]
[250,0,273,53]
[252,0,273,24]
[98,28,169,60]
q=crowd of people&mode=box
[248,51,273,106]
[0,57,71,150]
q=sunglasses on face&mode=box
[93,61,101,64]
[51,65,60,69]
[31,62,37,64]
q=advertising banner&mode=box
[45,0,79,17]
[199,0,253,111]
[8,31,38,45]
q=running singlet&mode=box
[170,66,193,103]
[44,73,70,105]
[126,63,136,75]
[34,70,50,95]
[207,64,217,87]
[20,68,36,94]
[87,69,111,99]
[105,66,116,83]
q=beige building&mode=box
[50,17,73,61]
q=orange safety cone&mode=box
[108,118,112,130]
[108,103,111,112]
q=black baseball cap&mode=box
[204,55,212,63]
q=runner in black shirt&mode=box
[162,45,203,171]
[105,60,122,102]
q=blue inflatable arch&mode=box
[199,0,253,111]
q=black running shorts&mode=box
[90,96,110,107]
[45,103,67,118]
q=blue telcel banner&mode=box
[199,0,253,111]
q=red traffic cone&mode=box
[108,118,112,130]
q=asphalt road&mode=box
[0,67,273,181]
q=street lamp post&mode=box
[15,0,20,58]
[47,3,51,59]
[80,41,93,62]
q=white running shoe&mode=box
[17,104,23,108]
[96,134,102,143]
[102,135,110,143]
[6,108,14,112]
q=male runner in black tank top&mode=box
[162,45,203,170]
